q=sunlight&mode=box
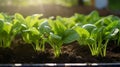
[28,0,42,6]
[28,0,53,6]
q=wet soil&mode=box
[0,41,120,63]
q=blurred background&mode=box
[0,0,120,17]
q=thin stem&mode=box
[40,39,45,52]
[103,39,109,57]
[35,40,40,51]
[54,46,61,57]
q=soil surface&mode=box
[0,41,120,63]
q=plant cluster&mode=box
[0,11,120,57]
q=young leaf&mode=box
[105,21,118,31]
[85,10,100,24]
[15,13,25,23]
[49,32,62,44]
[105,28,119,39]
[29,27,40,35]
[25,15,40,28]
[0,20,4,31]
[38,20,51,34]
[82,24,96,33]
[0,13,4,20]
[74,26,90,39]
[3,22,12,34]
[49,19,67,36]
[63,29,79,44]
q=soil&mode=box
[0,40,120,63]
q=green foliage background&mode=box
[109,0,120,10]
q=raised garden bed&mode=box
[0,11,120,64]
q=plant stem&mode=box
[54,46,61,58]
[103,39,109,57]
[35,40,40,51]
[40,39,45,52]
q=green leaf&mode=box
[103,18,112,25]
[49,32,62,41]
[67,17,76,28]
[111,28,119,36]
[73,13,85,23]
[3,22,12,34]
[0,20,4,31]
[94,16,113,27]
[87,38,95,45]
[94,18,104,27]
[49,19,66,36]
[90,27,104,40]
[74,26,90,39]
[0,13,4,20]
[105,28,119,39]
[85,10,99,23]
[56,16,76,28]
[21,24,27,28]
[25,14,42,28]
[23,27,40,35]
[38,20,51,34]
[116,20,120,29]
[25,16,35,28]
[105,21,118,31]
[15,13,25,23]
[82,24,96,33]
[63,29,79,44]
[48,32,62,47]
[12,21,23,35]
[30,27,40,35]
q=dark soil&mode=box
[0,41,120,63]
